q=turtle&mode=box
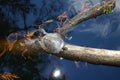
[38,29,65,53]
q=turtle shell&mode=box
[40,33,64,53]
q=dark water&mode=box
[0,0,120,80]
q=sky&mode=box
[42,0,120,80]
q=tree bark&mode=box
[53,44,120,67]
[0,0,118,67]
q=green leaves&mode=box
[103,6,113,14]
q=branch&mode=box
[58,0,115,34]
[51,44,120,67]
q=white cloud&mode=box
[79,19,111,38]
[114,0,120,12]
[69,0,101,12]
